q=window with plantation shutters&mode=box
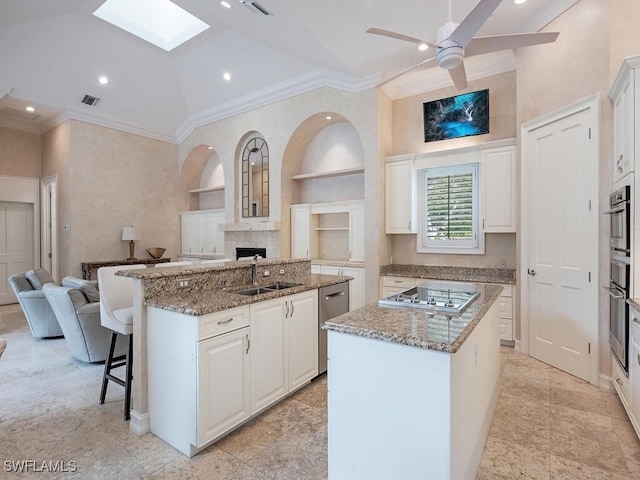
[418,163,482,253]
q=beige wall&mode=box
[42,120,182,278]
[389,71,518,269]
[0,126,41,178]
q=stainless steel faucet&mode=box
[251,254,259,286]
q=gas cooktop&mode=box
[378,282,479,315]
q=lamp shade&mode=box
[122,226,140,241]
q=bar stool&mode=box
[97,264,145,420]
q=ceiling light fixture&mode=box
[221,1,231,8]
[25,106,35,112]
[99,76,109,85]
[418,43,429,51]
[514,0,527,4]
[208,146,213,150]
[223,72,231,81]
[325,115,332,120]
[93,0,210,52]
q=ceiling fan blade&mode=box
[449,0,502,48]
[448,62,468,90]
[464,32,560,57]
[367,27,439,49]
[378,56,438,87]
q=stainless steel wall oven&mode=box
[606,258,630,372]
[606,185,631,257]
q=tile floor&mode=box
[2,302,640,479]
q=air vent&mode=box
[81,94,100,107]
[0,106,40,121]
[237,0,271,15]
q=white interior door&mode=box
[523,101,598,384]
[0,202,34,305]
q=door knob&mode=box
[527,268,537,276]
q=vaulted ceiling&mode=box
[0,0,576,142]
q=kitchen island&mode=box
[323,282,502,480]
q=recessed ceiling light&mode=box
[325,115,332,120]
[418,43,429,51]
[514,0,527,4]
[207,146,213,150]
[93,0,210,52]
[223,72,231,81]
[221,1,231,8]
[25,106,35,112]
[99,76,109,85]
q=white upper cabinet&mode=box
[482,145,517,233]
[349,203,365,262]
[385,155,417,234]
[610,56,640,184]
[290,204,317,259]
[181,209,225,256]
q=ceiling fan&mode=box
[367,0,559,90]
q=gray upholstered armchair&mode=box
[42,277,127,363]
[9,268,63,338]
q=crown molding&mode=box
[175,69,379,144]
[0,116,41,134]
[382,50,516,100]
[517,0,578,33]
[39,107,177,143]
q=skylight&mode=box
[93,0,210,52]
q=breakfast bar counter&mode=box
[323,281,503,480]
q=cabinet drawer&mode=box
[612,353,630,406]
[498,297,513,320]
[198,305,250,341]
[382,276,415,288]
[499,319,513,342]
[499,284,513,297]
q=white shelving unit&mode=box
[291,167,364,181]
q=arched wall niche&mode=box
[281,112,365,258]
[179,144,224,211]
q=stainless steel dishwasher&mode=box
[319,282,349,374]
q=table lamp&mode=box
[122,226,140,261]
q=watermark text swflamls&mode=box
[4,460,78,473]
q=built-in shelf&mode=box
[189,185,225,193]
[292,167,364,181]
[315,227,349,231]
[219,221,281,232]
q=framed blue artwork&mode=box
[423,89,489,143]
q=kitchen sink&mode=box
[236,287,274,296]
[263,281,301,290]
[235,282,302,296]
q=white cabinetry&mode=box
[147,304,250,456]
[290,204,317,259]
[609,56,640,184]
[181,209,225,256]
[497,284,515,344]
[380,275,416,297]
[250,289,318,414]
[630,318,640,433]
[314,263,364,310]
[290,200,364,263]
[385,155,417,234]
[482,146,516,233]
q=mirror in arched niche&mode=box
[238,132,269,218]
[289,113,365,204]
[180,144,225,211]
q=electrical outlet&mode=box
[279,269,285,275]
[176,278,189,288]
[263,270,270,277]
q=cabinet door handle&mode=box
[637,353,640,366]
[616,377,623,386]
[633,317,640,325]
[217,318,233,325]
[285,301,290,318]
[290,300,294,317]
[245,334,250,354]
[408,221,411,231]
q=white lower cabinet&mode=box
[497,285,515,344]
[197,327,250,446]
[147,289,318,457]
[313,263,364,310]
[629,309,640,436]
[380,275,416,298]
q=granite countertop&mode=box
[380,264,517,285]
[323,282,503,354]
[144,273,351,316]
